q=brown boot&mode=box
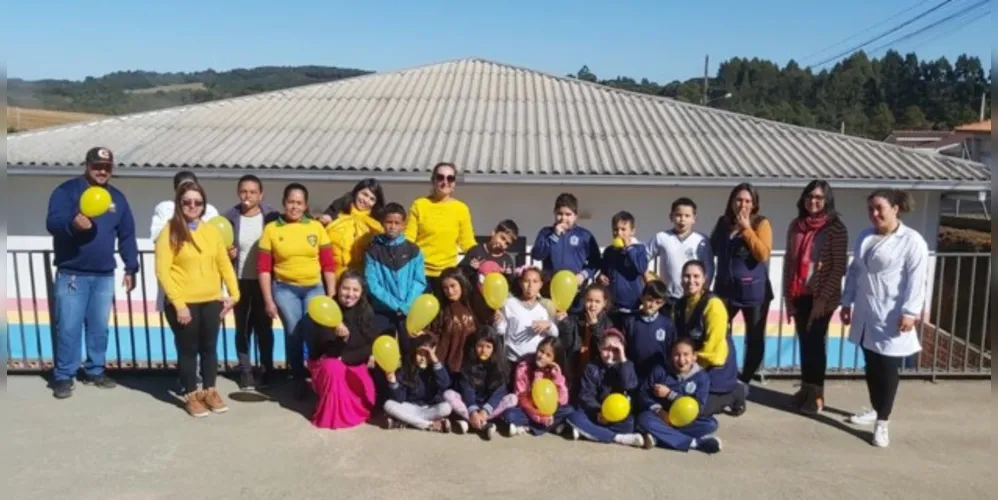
[202,388,229,414]
[185,391,209,418]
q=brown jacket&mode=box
[782,216,848,320]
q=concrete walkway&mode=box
[2,375,990,500]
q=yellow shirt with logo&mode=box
[259,217,331,287]
[404,197,477,277]
[154,223,240,310]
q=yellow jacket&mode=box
[326,209,383,277]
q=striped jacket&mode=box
[782,215,848,319]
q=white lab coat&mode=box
[841,221,928,357]
[149,200,221,312]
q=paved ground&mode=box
[2,375,990,500]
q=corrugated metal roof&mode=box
[8,58,990,189]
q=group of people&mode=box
[45,146,930,450]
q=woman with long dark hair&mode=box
[258,183,337,398]
[321,178,386,277]
[782,180,848,414]
[404,163,479,296]
[841,189,928,448]
[154,183,240,417]
[710,183,773,397]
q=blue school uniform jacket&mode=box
[577,360,639,416]
[638,363,711,414]
[365,233,427,315]
[624,312,677,379]
[600,243,649,313]
[530,225,602,280]
[457,373,507,416]
[388,362,451,405]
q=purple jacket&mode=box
[224,203,280,260]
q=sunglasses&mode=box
[181,199,205,208]
[434,174,456,184]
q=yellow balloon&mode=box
[667,396,700,427]
[601,393,631,423]
[79,186,112,218]
[481,272,509,310]
[550,270,578,312]
[612,237,625,248]
[307,296,343,328]
[372,335,401,373]
[531,378,558,416]
[207,216,235,247]
[405,294,440,335]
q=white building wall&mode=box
[7,174,942,307]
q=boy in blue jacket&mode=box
[637,338,722,453]
[598,211,649,330]
[365,203,427,354]
[565,329,651,448]
[530,193,602,313]
[45,147,139,399]
[624,280,678,379]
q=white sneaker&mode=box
[454,420,469,435]
[566,425,579,441]
[483,423,497,441]
[872,421,890,448]
[505,424,525,437]
[849,409,878,426]
[616,433,645,448]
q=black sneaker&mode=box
[696,436,723,454]
[238,371,256,391]
[294,379,311,400]
[52,380,75,399]
[82,374,117,389]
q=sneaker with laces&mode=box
[52,380,75,399]
[453,420,469,435]
[849,409,878,426]
[505,423,524,437]
[642,433,656,450]
[185,391,210,418]
[696,435,723,454]
[238,371,256,391]
[82,374,117,389]
[872,421,890,448]
[202,388,229,413]
[483,423,497,441]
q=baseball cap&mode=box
[603,328,627,349]
[85,147,114,165]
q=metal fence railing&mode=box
[6,248,991,379]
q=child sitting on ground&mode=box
[442,327,517,440]
[503,337,573,437]
[383,335,453,432]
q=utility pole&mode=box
[980,92,986,121]
[840,122,845,134]
[701,55,709,105]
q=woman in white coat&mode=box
[840,189,928,448]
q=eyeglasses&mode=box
[181,199,204,208]
[807,194,826,201]
[434,174,456,184]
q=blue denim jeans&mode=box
[53,271,115,382]
[272,281,325,380]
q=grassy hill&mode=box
[8,65,372,116]
[7,106,103,132]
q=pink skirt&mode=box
[308,357,376,430]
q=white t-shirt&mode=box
[494,298,560,362]
[237,213,265,279]
[646,229,712,300]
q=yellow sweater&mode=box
[683,293,729,367]
[404,197,478,277]
[326,208,383,277]
[155,223,240,310]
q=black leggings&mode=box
[727,301,771,383]
[792,296,833,387]
[233,279,274,372]
[166,301,222,394]
[863,348,901,420]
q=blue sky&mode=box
[6,0,990,82]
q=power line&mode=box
[806,0,956,69]
[865,0,990,55]
[895,11,988,53]
[800,0,935,63]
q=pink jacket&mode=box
[513,356,569,423]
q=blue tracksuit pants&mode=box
[566,409,635,443]
[637,410,718,452]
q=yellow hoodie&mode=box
[326,208,383,277]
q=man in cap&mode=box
[45,146,139,399]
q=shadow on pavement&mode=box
[746,384,870,443]
[113,375,186,410]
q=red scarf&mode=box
[789,213,829,298]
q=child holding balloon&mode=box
[503,337,573,437]
[306,271,379,430]
[565,329,650,448]
[494,268,560,367]
[383,335,454,432]
[529,193,603,313]
[637,338,722,454]
[443,326,517,440]
[429,268,489,374]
